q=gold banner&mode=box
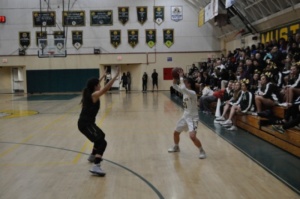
[198,8,205,27]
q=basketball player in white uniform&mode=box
[168,69,206,159]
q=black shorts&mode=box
[153,81,158,86]
[78,122,105,142]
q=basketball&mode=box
[172,67,181,79]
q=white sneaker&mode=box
[199,150,206,159]
[278,102,288,107]
[220,120,232,127]
[168,145,180,153]
[215,116,225,121]
[89,164,106,176]
[227,125,237,131]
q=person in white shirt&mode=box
[168,69,206,159]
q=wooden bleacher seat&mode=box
[235,105,300,157]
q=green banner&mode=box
[163,29,174,48]
[110,30,121,48]
[137,7,147,25]
[128,29,139,48]
[118,7,129,25]
[145,29,156,48]
[154,6,164,25]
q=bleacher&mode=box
[235,106,300,157]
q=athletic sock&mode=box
[199,147,204,152]
[94,157,103,164]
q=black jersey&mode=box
[234,91,252,112]
[260,82,279,101]
[79,97,100,124]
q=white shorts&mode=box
[175,116,198,133]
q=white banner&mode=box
[212,0,219,17]
[204,3,213,22]
[225,0,235,8]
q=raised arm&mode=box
[92,67,120,103]
[172,69,196,96]
[99,68,107,83]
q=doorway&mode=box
[0,66,25,94]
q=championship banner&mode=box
[145,29,156,48]
[33,11,56,27]
[36,31,47,46]
[19,32,30,49]
[154,6,164,25]
[171,6,183,22]
[118,7,129,25]
[128,29,139,48]
[72,31,83,50]
[90,10,113,26]
[137,7,147,25]
[163,29,174,48]
[63,11,85,26]
[110,30,121,48]
[198,8,205,27]
[53,31,65,50]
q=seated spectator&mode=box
[254,74,279,116]
[281,64,300,105]
[249,71,260,94]
[272,96,300,133]
[220,79,253,130]
[214,81,241,123]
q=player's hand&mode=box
[178,69,184,78]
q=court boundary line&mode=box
[0,141,165,199]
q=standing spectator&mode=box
[120,73,128,92]
[151,69,159,92]
[142,72,148,92]
[127,72,131,92]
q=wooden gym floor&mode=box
[0,92,299,199]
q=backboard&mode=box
[38,38,67,58]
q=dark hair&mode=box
[185,77,196,91]
[81,78,99,105]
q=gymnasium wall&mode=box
[0,67,12,93]
[0,0,221,93]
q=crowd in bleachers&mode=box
[171,33,300,133]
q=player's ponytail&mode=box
[81,78,99,105]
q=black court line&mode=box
[0,141,164,199]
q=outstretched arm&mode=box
[99,68,107,83]
[92,67,120,102]
[172,69,195,96]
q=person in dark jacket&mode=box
[142,72,148,92]
[120,73,128,92]
[255,74,279,114]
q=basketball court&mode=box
[0,92,298,199]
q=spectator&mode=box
[127,72,131,92]
[151,69,159,92]
[220,80,253,130]
[142,72,148,92]
[120,73,128,92]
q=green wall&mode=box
[27,69,99,93]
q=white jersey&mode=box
[172,78,199,119]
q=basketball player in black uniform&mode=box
[78,67,120,176]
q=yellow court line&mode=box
[72,102,114,164]
[0,104,80,158]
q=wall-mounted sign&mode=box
[53,31,65,50]
[163,29,174,48]
[90,10,113,26]
[128,29,139,48]
[154,6,164,25]
[110,30,121,48]
[171,6,183,22]
[260,21,300,44]
[145,29,156,48]
[63,11,85,26]
[19,32,30,49]
[72,31,83,50]
[118,7,129,25]
[33,11,56,27]
[137,6,147,25]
